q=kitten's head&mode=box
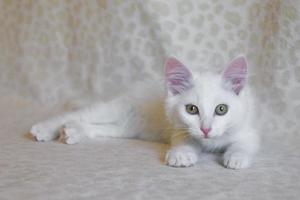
[165,56,247,139]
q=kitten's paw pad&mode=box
[223,152,251,169]
[165,149,198,167]
[59,122,85,144]
[30,124,57,142]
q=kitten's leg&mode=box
[165,133,201,167]
[223,132,259,169]
[58,121,133,144]
[31,97,134,142]
[30,108,101,142]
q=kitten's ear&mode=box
[222,55,247,95]
[165,57,194,95]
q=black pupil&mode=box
[220,106,224,111]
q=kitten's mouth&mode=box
[202,133,216,139]
[203,134,213,139]
[195,133,211,139]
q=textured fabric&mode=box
[0,0,299,199]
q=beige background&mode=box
[0,1,299,140]
[1,0,299,140]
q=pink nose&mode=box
[200,127,211,137]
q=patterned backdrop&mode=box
[0,0,299,142]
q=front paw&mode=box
[165,148,198,167]
[223,152,251,169]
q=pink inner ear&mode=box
[222,56,247,95]
[165,57,193,95]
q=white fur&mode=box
[31,59,259,170]
[165,72,259,169]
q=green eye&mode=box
[186,104,199,115]
[215,104,228,116]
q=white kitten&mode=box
[31,56,259,169]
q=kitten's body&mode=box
[31,80,173,143]
[31,56,259,169]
